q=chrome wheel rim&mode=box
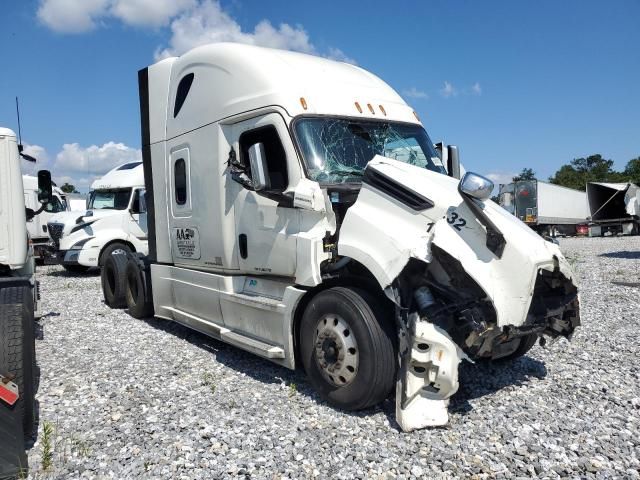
[314,314,359,386]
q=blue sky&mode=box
[1,0,638,191]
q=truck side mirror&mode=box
[248,143,270,191]
[37,170,53,204]
[446,145,461,180]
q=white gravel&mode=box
[27,237,640,479]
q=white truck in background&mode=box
[47,162,148,273]
[23,175,70,261]
[105,43,580,431]
[587,181,640,236]
[1,127,53,477]
[499,180,589,236]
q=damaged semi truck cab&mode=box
[135,43,579,431]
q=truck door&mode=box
[229,114,299,278]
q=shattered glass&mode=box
[294,117,446,184]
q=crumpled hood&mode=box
[339,156,575,328]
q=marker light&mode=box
[367,103,375,114]
[300,97,308,110]
[354,102,362,113]
[379,105,387,116]
[413,111,420,121]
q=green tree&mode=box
[512,168,536,182]
[60,182,79,194]
[549,154,621,191]
[623,157,640,184]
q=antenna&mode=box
[15,96,37,163]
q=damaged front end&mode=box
[389,247,580,431]
[336,157,580,432]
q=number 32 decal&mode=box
[447,211,467,231]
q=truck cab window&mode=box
[239,126,288,192]
[175,159,187,205]
[88,189,132,210]
[44,196,65,213]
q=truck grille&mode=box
[48,223,64,246]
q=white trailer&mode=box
[1,127,53,476]
[103,43,580,431]
[23,175,69,261]
[587,181,639,236]
[47,162,148,273]
[499,180,589,236]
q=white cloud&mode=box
[54,142,141,176]
[326,47,357,65]
[110,0,196,27]
[155,0,319,60]
[38,0,355,63]
[470,82,482,96]
[37,0,110,33]
[402,87,428,100]
[440,81,457,98]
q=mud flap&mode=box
[396,314,467,432]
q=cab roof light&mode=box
[379,105,387,116]
[300,97,308,110]
[367,103,375,114]
[413,110,420,121]
[354,102,363,114]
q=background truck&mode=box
[23,175,70,262]
[499,180,589,236]
[586,181,640,236]
[104,43,579,432]
[47,162,148,273]
[1,127,52,478]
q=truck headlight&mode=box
[459,172,494,201]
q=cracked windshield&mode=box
[294,117,446,184]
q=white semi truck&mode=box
[47,162,148,273]
[1,128,53,477]
[104,43,580,431]
[499,180,589,236]
[23,175,70,261]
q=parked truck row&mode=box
[2,44,584,478]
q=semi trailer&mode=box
[23,175,69,261]
[47,162,148,273]
[103,43,580,431]
[498,180,589,236]
[586,181,639,236]
[1,127,53,477]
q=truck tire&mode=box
[495,334,539,362]
[101,253,130,309]
[0,285,36,441]
[124,256,154,319]
[62,264,90,274]
[299,287,396,411]
[99,242,132,267]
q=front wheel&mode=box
[299,287,396,411]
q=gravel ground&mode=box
[26,237,640,479]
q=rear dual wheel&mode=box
[299,287,396,411]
